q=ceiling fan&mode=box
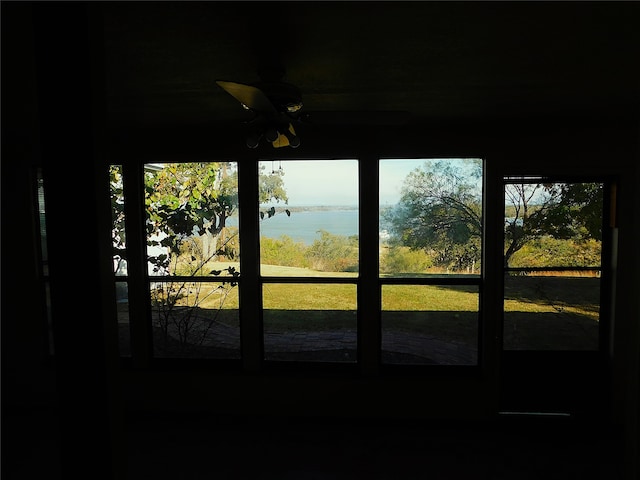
[215,4,411,148]
[215,2,309,149]
[216,69,304,149]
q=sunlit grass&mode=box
[503,300,599,320]
[382,285,478,311]
[179,263,600,323]
[263,283,356,310]
[156,281,240,310]
[261,263,358,278]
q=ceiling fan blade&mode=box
[216,80,277,114]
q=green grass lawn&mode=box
[162,262,600,349]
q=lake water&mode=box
[229,208,360,245]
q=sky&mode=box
[260,159,481,207]
[260,159,428,207]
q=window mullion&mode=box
[358,154,381,375]
[238,153,263,371]
[482,160,503,406]
[122,161,153,368]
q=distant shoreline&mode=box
[257,204,359,213]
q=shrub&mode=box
[306,230,359,272]
[381,246,433,274]
[509,236,601,268]
[260,235,310,268]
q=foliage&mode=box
[168,228,240,276]
[151,266,240,350]
[385,161,603,272]
[110,161,288,352]
[504,182,603,267]
[538,183,603,241]
[145,163,239,271]
[509,236,602,268]
[306,230,359,272]
[260,235,310,268]
[383,159,483,272]
[142,162,290,274]
[380,246,433,274]
[258,165,290,220]
[109,165,127,273]
[258,163,288,204]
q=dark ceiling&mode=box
[101,1,640,129]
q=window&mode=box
[35,168,54,355]
[258,160,359,362]
[379,159,483,365]
[111,157,484,368]
[502,179,605,351]
[144,162,241,359]
[110,165,131,356]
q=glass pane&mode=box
[36,168,54,355]
[504,182,603,269]
[381,285,479,365]
[151,280,240,359]
[115,281,131,357]
[503,181,603,350]
[380,158,483,277]
[36,168,49,276]
[110,165,127,276]
[263,283,357,362]
[144,162,239,277]
[503,273,600,350]
[258,160,358,277]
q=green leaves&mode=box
[259,205,291,220]
[209,265,240,287]
[504,182,604,267]
[385,159,483,272]
[258,164,288,204]
[307,230,359,272]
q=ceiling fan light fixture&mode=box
[285,102,303,113]
[271,132,290,149]
[287,135,300,148]
[265,126,279,143]
[245,131,261,149]
[283,123,300,148]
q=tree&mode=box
[109,165,126,274]
[504,182,552,268]
[110,161,288,354]
[540,182,603,241]
[144,162,239,273]
[143,162,290,273]
[259,163,288,204]
[384,159,483,272]
[385,159,604,272]
[306,230,359,272]
[504,182,603,267]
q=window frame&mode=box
[377,157,485,371]
[113,154,489,374]
[500,175,615,354]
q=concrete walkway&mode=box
[199,321,477,365]
[120,316,477,364]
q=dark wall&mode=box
[1,2,54,405]
[2,3,639,479]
